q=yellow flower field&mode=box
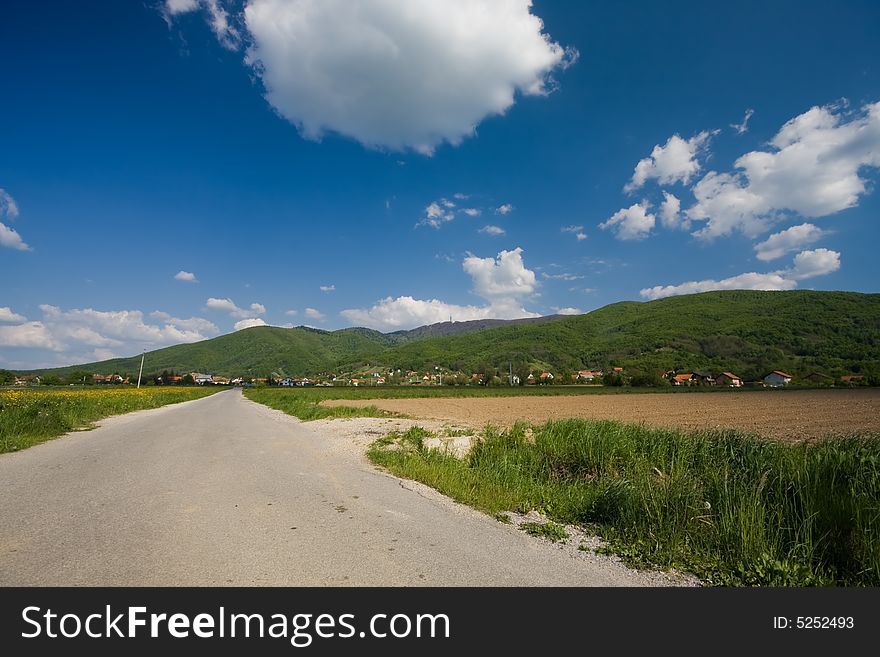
[0,387,219,453]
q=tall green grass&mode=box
[243,387,392,420]
[369,420,880,586]
[0,387,220,453]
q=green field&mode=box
[368,420,880,586]
[0,387,220,454]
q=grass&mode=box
[367,419,880,586]
[0,386,220,453]
[243,387,394,420]
[521,521,569,543]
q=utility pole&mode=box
[136,350,145,389]
[509,361,513,386]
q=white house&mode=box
[763,371,792,388]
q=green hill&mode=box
[31,290,880,381]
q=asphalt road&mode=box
[0,390,674,586]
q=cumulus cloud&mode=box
[731,108,755,135]
[599,202,656,240]
[319,284,336,293]
[305,307,326,321]
[479,225,506,236]
[787,247,841,280]
[0,322,61,350]
[234,317,267,330]
[463,208,482,217]
[659,191,688,230]
[495,203,515,215]
[688,100,880,240]
[0,223,30,251]
[0,305,220,365]
[205,297,266,318]
[463,247,537,300]
[341,247,540,330]
[418,199,456,228]
[575,232,587,241]
[554,307,582,315]
[180,0,576,154]
[625,131,715,192]
[0,307,27,323]
[174,270,198,283]
[0,188,30,251]
[639,248,840,300]
[754,223,828,261]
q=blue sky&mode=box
[1,0,879,369]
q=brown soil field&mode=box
[323,389,880,440]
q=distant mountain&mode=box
[30,291,880,381]
[387,314,564,342]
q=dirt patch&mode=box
[323,389,880,440]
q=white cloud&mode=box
[0,188,29,251]
[639,248,840,300]
[554,307,582,315]
[688,100,880,240]
[319,284,336,293]
[463,247,537,299]
[284,309,298,316]
[0,188,19,219]
[731,108,755,135]
[148,311,219,335]
[188,0,578,154]
[164,0,240,50]
[0,306,219,362]
[659,191,687,230]
[174,270,198,283]
[342,247,540,330]
[234,318,267,330]
[625,131,715,192]
[542,272,583,281]
[165,0,198,13]
[787,247,841,280]
[0,322,61,350]
[479,225,506,236]
[561,224,583,233]
[205,297,266,318]
[0,223,30,251]
[463,208,482,217]
[418,200,456,228]
[496,203,515,215]
[599,202,656,240]
[0,307,27,323]
[754,223,828,261]
[305,307,326,321]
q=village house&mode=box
[671,372,694,386]
[804,372,832,385]
[716,372,743,387]
[539,371,554,383]
[692,371,715,386]
[576,370,596,381]
[840,375,865,385]
[763,371,793,388]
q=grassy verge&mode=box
[0,387,221,453]
[243,387,393,420]
[368,421,880,586]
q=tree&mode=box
[0,369,17,385]
[181,374,195,385]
